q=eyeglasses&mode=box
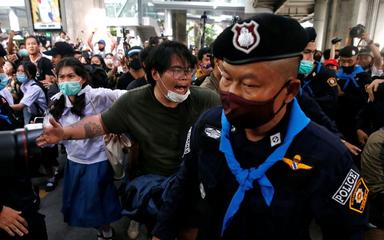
[167,66,196,79]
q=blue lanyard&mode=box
[219,98,310,236]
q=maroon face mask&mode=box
[220,81,289,129]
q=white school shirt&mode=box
[0,88,14,105]
[54,85,127,164]
[20,80,48,124]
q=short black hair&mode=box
[25,36,40,45]
[145,41,197,86]
[197,47,211,61]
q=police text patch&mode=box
[332,169,359,205]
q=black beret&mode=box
[339,45,359,57]
[214,13,308,65]
[305,27,317,42]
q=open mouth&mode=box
[174,85,188,94]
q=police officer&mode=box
[299,27,338,120]
[336,46,372,145]
[152,14,369,240]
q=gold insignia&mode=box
[327,77,338,87]
[282,155,313,171]
[349,178,369,214]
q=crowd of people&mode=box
[0,12,383,240]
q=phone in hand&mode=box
[33,117,45,124]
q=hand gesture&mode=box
[0,206,28,237]
[36,118,64,146]
[341,139,362,156]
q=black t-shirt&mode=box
[116,72,135,90]
[126,77,148,90]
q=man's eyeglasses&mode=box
[167,66,196,79]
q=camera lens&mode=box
[0,124,43,177]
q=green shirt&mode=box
[101,85,220,176]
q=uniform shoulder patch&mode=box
[327,77,338,87]
[332,169,359,205]
[349,178,369,214]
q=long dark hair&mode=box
[49,57,90,120]
[19,61,37,80]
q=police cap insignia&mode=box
[232,20,260,54]
[213,13,308,65]
[349,178,369,214]
[339,45,359,57]
[327,77,338,87]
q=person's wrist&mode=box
[367,39,374,45]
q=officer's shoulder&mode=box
[299,122,350,159]
[194,106,222,130]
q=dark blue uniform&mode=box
[336,65,371,144]
[153,105,369,240]
[301,61,338,120]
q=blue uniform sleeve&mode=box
[152,125,201,239]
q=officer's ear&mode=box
[285,78,301,103]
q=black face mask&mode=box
[129,59,142,70]
[342,66,355,74]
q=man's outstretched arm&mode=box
[36,114,107,146]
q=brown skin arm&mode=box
[36,114,107,146]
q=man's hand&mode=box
[366,79,384,102]
[357,129,369,146]
[0,206,28,237]
[36,118,64,146]
[341,139,362,156]
[152,237,160,240]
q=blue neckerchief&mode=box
[219,98,310,236]
[336,65,365,92]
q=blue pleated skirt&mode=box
[62,159,122,227]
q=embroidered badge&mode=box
[349,178,369,213]
[232,20,260,54]
[327,77,338,87]
[270,132,281,147]
[182,127,192,157]
[204,127,221,139]
[199,182,206,199]
[332,169,359,205]
[282,155,313,171]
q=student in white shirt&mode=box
[0,72,13,105]
[10,61,47,124]
[47,57,126,240]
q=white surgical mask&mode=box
[159,79,190,103]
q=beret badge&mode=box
[231,20,260,54]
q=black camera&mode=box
[349,24,366,38]
[0,124,43,177]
